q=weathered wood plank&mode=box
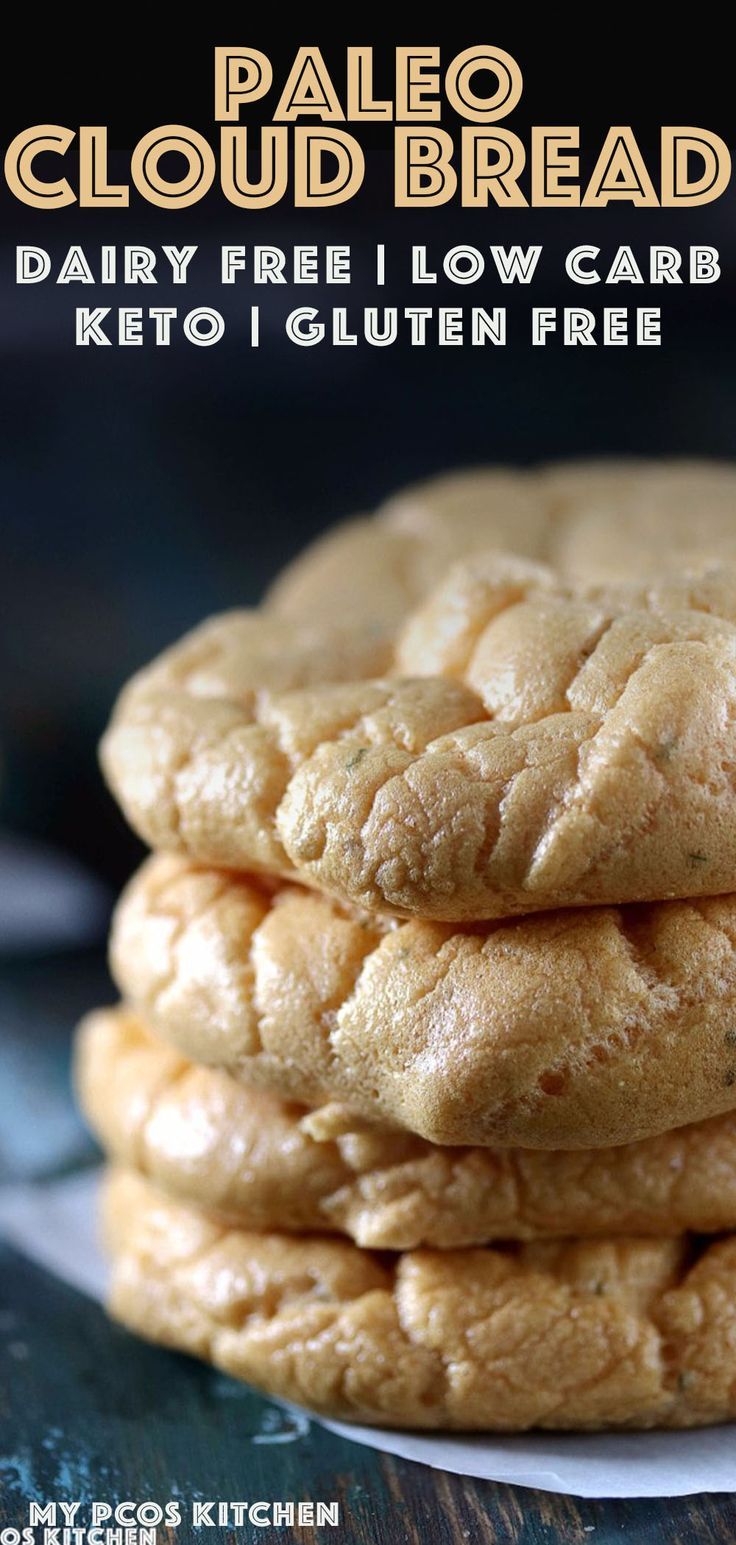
[2,1249,735,1545]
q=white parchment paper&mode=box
[1,1170,734,1499]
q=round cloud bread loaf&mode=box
[268,459,736,625]
[104,1167,736,1431]
[108,854,736,1150]
[101,561,736,922]
[78,1007,736,1248]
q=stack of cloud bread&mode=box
[77,458,736,1432]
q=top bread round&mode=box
[269,459,736,627]
[101,462,736,921]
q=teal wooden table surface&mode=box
[2,949,736,1545]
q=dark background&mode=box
[2,25,736,895]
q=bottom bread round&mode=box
[105,1168,736,1431]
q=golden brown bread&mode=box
[268,459,736,625]
[79,1007,736,1247]
[548,459,736,582]
[104,1167,736,1431]
[101,560,736,920]
[110,608,395,703]
[109,855,736,1149]
[283,562,736,918]
[101,675,481,881]
[267,469,556,627]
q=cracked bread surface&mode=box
[268,460,736,625]
[104,1168,736,1431]
[101,560,736,921]
[278,563,736,918]
[108,855,736,1148]
[78,1007,736,1247]
[267,468,557,628]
